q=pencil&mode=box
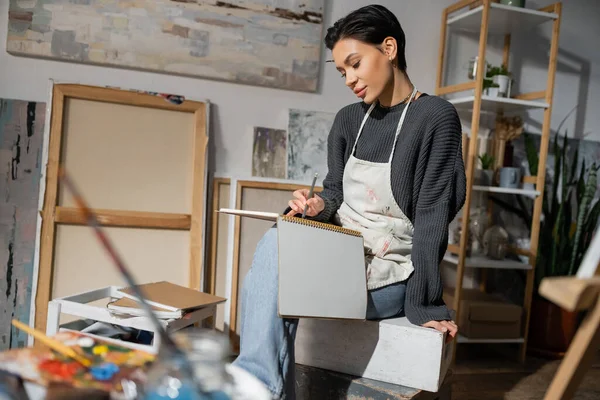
[302,172,319,219]
[11,319,92,367]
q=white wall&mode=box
[0,0,456,179]
[2,1,598,179]
[499,0,598,142]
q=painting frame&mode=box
[6,0,326,93]
[32,82,209,344]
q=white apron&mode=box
[334,88,417,290]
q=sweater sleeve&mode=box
[283,109,349,222]
[404,103,467,326]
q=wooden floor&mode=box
[451,345,600,400]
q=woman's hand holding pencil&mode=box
[287,172,323,218]
[286,189,325,217]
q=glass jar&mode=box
[141,330,234,400]
[451,217,472,257]
[468,56,478,80]
[483,225,509,260]
[469,207,489,255]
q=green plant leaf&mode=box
[549,133,561,233]
[478,153,495,170]
[584,194,600,230]
[524,132,539,175]
[516,195,533,227]
[551,201,563,276]
[560,189,574,276]
[583,198,600,255]
[577,159,586,204]
[569,146,579,184]
[569,163,597,275]
[561,132,569,217]
[490,196,530,226]
[563,189,573,239]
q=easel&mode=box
[541,228,600,399]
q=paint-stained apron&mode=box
[334,88,417,290]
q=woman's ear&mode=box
[381,36,398,61]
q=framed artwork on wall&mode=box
[7,0,326,92]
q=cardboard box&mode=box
[443,288,522,339]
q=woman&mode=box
[233,5,465,399]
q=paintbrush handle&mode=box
[11,319,91,367]
[56,169,200,391]
[58,170,176,351]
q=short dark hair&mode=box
[324,5,407,71]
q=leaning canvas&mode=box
[287,109,336,182]
[252,127,287,179]
[0,99,46,350]
[6,0,325,92]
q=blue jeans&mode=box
[232,228,407,399]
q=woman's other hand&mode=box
[286,189,325,217]
[422,320,458,343]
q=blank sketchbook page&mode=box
[277,217,367,319]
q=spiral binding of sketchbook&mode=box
[218,208,361,236]
[218,208,368,320]
[280,214,362,237]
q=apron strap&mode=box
[351,102,376,156]
[388,87,417,164]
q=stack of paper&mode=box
[107,281,226,319]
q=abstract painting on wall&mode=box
[6,0,325,92]
[252,127,287,179]
[287,108,335,182]
[0,99,46,350]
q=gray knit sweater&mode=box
[290,94,466,325]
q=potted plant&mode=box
[486,64,511,97]
[475,153,495,185]
[499,130,599,357]
[483,78,500,97]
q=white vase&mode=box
[493,75,510,97]
[486,87,500,97]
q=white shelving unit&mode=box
[457,335,525,344]
[450,95,549,113]
[447,2,558,34]
[472,185,540,196]
[436,0,562,364]
[443,253,532,270]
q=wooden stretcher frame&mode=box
[227,179,323,350]
[207,177,232,296]
[33,83,209,339]
[205,177,232,331]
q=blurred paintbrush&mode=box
[57,168,199,387]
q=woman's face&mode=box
[332,37,394,104]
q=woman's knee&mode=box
[256,226,278,250]
[366,281,406,320]
[250,227,279,274]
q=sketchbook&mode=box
[113,281,226,317]
[107,296,181,319]
[218,208,368,320]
